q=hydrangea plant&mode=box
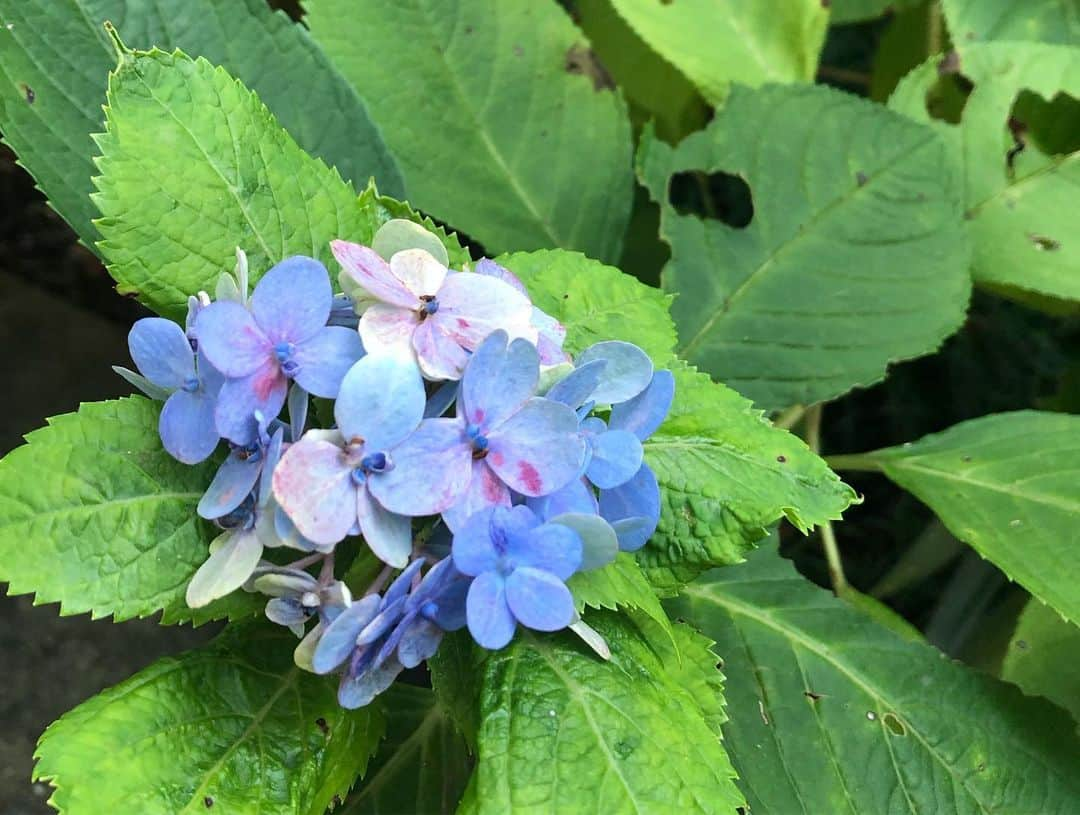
[2,2,1079,814]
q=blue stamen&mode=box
[350,467,367,486]
[421,298,439,315]
[182,376,200,393]
[361,451,389,473]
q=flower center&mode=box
[182,376,200,393]
[351,451,391,485]
[274,341,299,376]
[466,424,489,459]
[418,295,439,319]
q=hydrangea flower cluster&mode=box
[119,220,673,708]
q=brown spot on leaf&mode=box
[513,44,524,57]
[204,796,214,808]
[316,717,330,736]
[1028,233,1061,251]
[856,171,868,187]
[19,83,34,104]
[804,690,823,701]
[938,51,961,76]
[565,44,615,92]
[464,24,474,34]
[776,454,787,463]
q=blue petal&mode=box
[312,594,381,674]
[198,449,262,519]
[287,383,309,442]
[128,318,194,389]
[575,341,653,404]
[160,389,219,464]
[395,618,443,668]
[368,418,472,517]
[334,352,425,450]
[609,370,675,441]
[506,522,582,581]
[504,567,575,632]
[195,301,269,378]
[598,464,661,552]
[356,595,407,647]
[547,513,618,571]
[214,363,288,445]
[259,428,285,506]
[439,459,511,532]
[460,331,537,430]
[250,256,332,343]
[384,557,427,606]
[338,656,403,708]
[486,398,586,497]
[265,597,310,627]
[586,429,644,489]
[358,487,413,568]
[527,477,597,520]
[466,572,516,649]
[451,507,500,577]
[545,359,605,409]
[292,326,365,399]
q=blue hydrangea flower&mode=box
[311,558,469,708]
[373,331,586,531]
[453,505,582,649]
[197,256,364,445]
[250,567,352,637]
[272,352,469,566]
[127,316,224,464]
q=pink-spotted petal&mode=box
[368,418,473,517]
[358,303,419,356]
[389,248,448,298]
[332,240,415,308]
[272,439,356,545]
[434,272,535,348]
[413,318,469,381]
[214,362,288,445]
[356,486,412,568]
[466,572,516,649]
[486,398,585,497]
[459,331,538,429]
[440,459,512,532]
[505,567,575,632]
[195,301,269,377]
[250,256,332,343]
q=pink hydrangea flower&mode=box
[331,241,536,380]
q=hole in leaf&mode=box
[883,712,907,736]
[668,170,754,229]
[1011,90,1080,157]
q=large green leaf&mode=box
[340,685,471,814]
[890,42,1080,305]
[497,249,676,360]
[0,397,255,624]
[672,546,1080,814]
[452,612,743,815]
[1001,600,1080,723]
[838,411,1080,624]
[641,363,857,593]
[93,44,390,320]
[607,0,828,104]
[303,0,634,262]
[638,83,971,410]
[34,626,384,814]
[943,0,1080,44]
[0,0,401,253]
[567,552,673,643]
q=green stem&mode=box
[820,521,848,592]
[773,404,806,431]
[825,454,884,473]
[927,1,943,55]
[804,403,823,454]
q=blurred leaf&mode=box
[831,0,924,24]
[34,626,384,814]
[944,0,1080,44]
[0,0,402,253]
[1002,600,1080,723]
[304,0,634,262]
[891,42,1080,306]
[638,83,971,409]
[870,2,935,101]
[672,545,1080,814]
[846,411,1080,624]
[607,0,829,104]
[94,46,385,319]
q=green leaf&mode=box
[640,363,858,594]
[454,612,743,815]
[0,0,402,254]
[890,42,1080,305]
[497,249,677,360]
[34,626,384,814]
[829,0,913,24]
[944,0,1080,44]
[638,83,972,409]
[1001,600,1080,723]
[568,552,673,644]
[841,410,1080,624]
[303,0,634,262]
[607,0,829,104]
[358,182,471,269]
[571,0,708,142]
[0,396,256,624]
[672,545,1080,814]
[339,685,471,814]
[93,45,388,320]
